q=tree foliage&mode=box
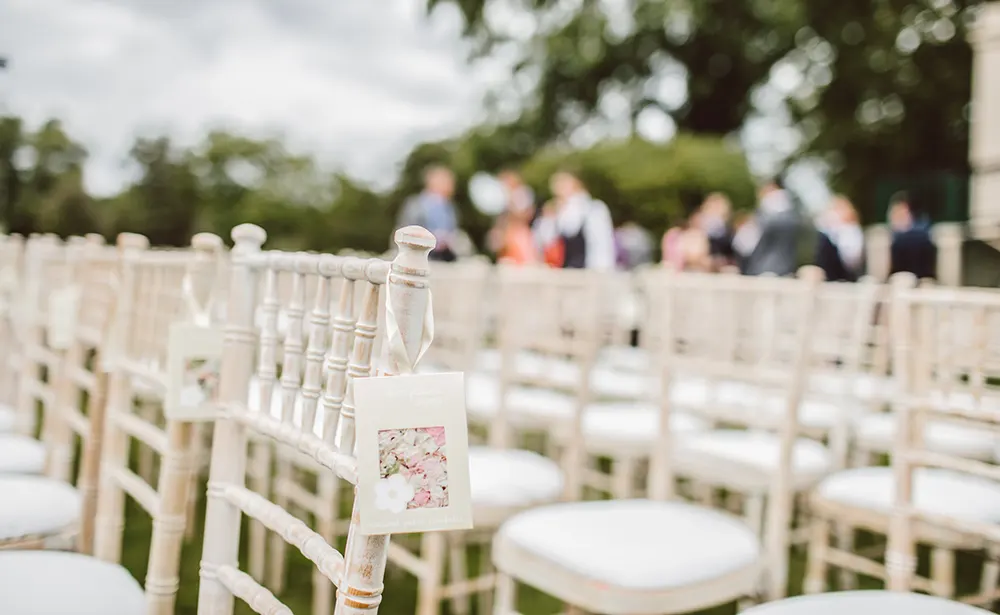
[0,114,753,253]
[429,0,982,222]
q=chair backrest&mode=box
[491,266,604,495]
[645,269,820,596]
[196,224,435,615]
[0,233,24,404]
[426,260,490,371]
[886,283,1000,593]
[92,232,225,615]
[12,234,69,438]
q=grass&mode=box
[117,481,999,615]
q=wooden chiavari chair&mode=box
[0,232,219,615]
[0,233,25,430]
[0,235,100,551]
[739,590,992,615]
[805,282,1000,602]
[195,224,435,615]
[491,269,827,615]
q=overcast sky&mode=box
[0,0,829,208]
[0,0,515,195]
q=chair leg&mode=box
[184,422,206,540]
[611,456,636,499]
[477,541,495,615]
[494,572,516,615]
[311,474,339,615]
[416,532,447,615]
[835,523,856,590]
[448,533,470,615]
[267,456,292,593]
[931,548,955,598]
[979,544,1000,606]
[803,516,830,594]
[137,398,157,482]
[247,440,272,582]
[744,493,765,538]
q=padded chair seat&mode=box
[674,430,832,491]
[465,372,726,423]
[815,467,1000,523]
[853,413,996,460]
[760,396,849,431]
[494,499,761,614]
[580,402,708,448]
[0,551,144,615]
[470,447,563,509]
[0,476,81,541]
[740,590,991,615]
[598,346,649,373]
[0,403,16,433]
[809,374,896,402]
[0,435,46,474]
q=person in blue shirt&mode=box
[397,165,459,261]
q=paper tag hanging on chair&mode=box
[353,291,473,535]
[46,284,81,351]
[164,321,224,422]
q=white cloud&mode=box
[0,0,507,195]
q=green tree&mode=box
[428,0,803,136]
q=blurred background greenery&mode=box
[0,0,980,254]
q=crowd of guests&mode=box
[395,164,938,283]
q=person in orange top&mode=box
[489,170,538,265]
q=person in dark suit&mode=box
[888,192,936,280]
[815,196,865,282]
[739,177,800,277]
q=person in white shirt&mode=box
[533,170,616,270]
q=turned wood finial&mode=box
[116,232,149,251]
[796,265,825,283]
[889,271,918,289]
[192,232,224,253]
[231,223,267,252]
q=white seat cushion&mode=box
[816,467,1000,522]
[0,435,46,474]
[675,430,832,490]
[470,447,563,509]
[497,499,760,590]
[0,476,81,540]
[582,402,708,446]
[598,346,649,373]
[0,551,144,615]
[465,373,574,422]
[0,403,16,433]
[809,374,896,402]
[853,413,996,460]
[741,590,991,615]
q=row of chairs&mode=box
[415,260,1000,615]
[0,225,437,615]
[1,224,999,615]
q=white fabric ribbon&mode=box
[384,288,434,375]
[182,272,214,328]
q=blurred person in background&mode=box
[396,165,459,262]
[815,195,865,282]
[534,170,616,270]
[487,169,538,265]
[662,212,712,272]
[888,191,936,280]
[739,176,800,276]
[698,192,735,270]
[615,221,654,270]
